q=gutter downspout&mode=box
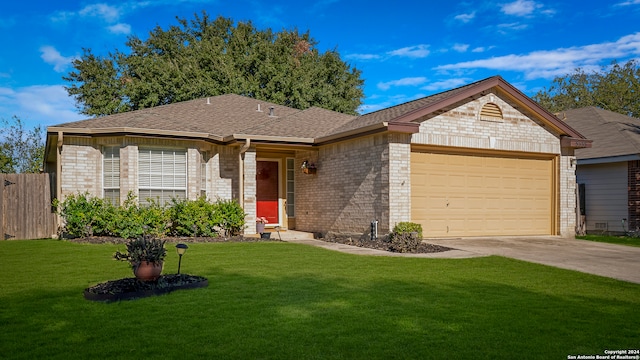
[238,138,251,209]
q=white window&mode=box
[138,148,187,206]
[286,158,295,217]
[200,151,208,199]
[103,146,120,206]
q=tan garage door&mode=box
[411,151,555,237]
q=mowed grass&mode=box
[577,234,640,247]
[1,240,638,359]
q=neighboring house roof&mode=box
[47,76,590,149]
[560,107,640,163]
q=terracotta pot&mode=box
[134,261,163,281]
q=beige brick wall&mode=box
[59,137,102,200]
[388,134,413,229]
[120,144,138,202]
[560,148,577,237]
[210,145,239,201]
[243,148,257,234]
[295,133,392,234]
[412,94,560,153]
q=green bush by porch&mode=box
[55,193,246,238]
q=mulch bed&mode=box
[84,274,208,302]
[321,232,453,254]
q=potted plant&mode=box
[301,160,317,174]
[114,235,167,281]
[256,217,268,234]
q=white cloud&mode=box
[387,45,430,58]
[435,32,640,80]
[454,12,476,23]
[616,0,640,5]
[108,23,131,35]
[453,44,470,53]
[472,46,494,53]
[79,3,121,22]
[40,46,77,73]
[377,77,428,91]
[346,53,382,60]
[0,85,84,127]
[421,78,473,91]
[501,0,541,16]
[497,22,529,32]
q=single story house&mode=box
[560,107,640,234]
[44,76,590,237]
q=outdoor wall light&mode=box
[176,243,188,274]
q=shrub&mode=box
[54,192,115,238]
[119,195,170,238]
[392,222,423,239]
[169,197,219,237]
[215,199,246,236]
[56,193,246,239]
[387,222,424,253]
[387,232,421,253]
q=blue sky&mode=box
[1,0,639,130]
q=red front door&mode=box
[256,161,279,225]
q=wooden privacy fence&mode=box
[1,173,57,240]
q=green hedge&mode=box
[55,192,246,239]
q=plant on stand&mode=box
[114,235,167,281]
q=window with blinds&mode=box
[138,148,187,206]
[103,146,120,206]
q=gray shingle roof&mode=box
[560,107,640,160]
[52,94,357,142]
[54,94,303,138]
[49,76,588,146]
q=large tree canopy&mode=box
[533,60,640,118]
[64,13,365,116]
[0,116,44,174]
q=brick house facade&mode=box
[45,76,590,237]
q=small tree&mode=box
[0,116,44,174]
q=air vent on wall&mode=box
[480,103,503,121]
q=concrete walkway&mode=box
[278,231,640,284]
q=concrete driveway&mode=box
[426,236,640,284]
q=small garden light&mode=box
[175,243,188,274]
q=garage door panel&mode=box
[411,151,554,237]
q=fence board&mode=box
[1,173,57,240]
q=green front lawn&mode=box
[577,234,640,247]
[1,240,638,359]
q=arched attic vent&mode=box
[480,102,503,121]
